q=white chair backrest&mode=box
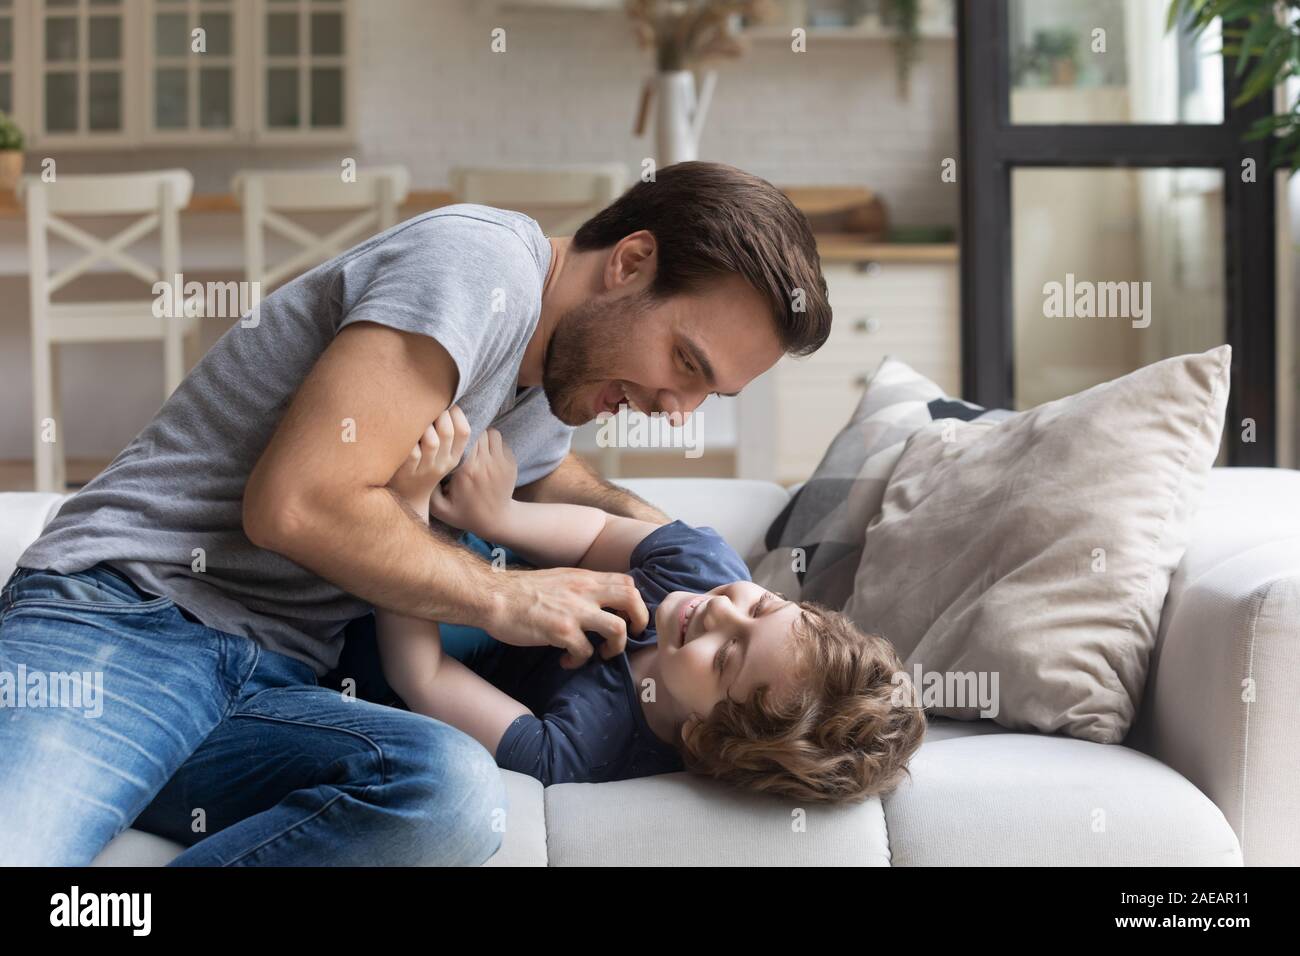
[232,165,411,289]
[20,169,194,296]
[18,169,194,216]
[449,164,627,235]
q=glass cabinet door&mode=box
[260,0,347,138]
[149,0,238,137]
[39,0,127,139]
[0,0,14,115]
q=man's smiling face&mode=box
[541,273,785,427]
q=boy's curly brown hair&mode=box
[679,602,926,804]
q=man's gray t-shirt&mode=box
[19,204,574,676]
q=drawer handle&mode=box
[854,260,882,276]
[853,317,881,334]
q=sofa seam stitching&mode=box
[1237,579,1270,857]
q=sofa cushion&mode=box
[884,719,1242,866]
[845,347,1231,744]
[747,357,1011,611]
[543,772,890,866]
[484,769,548,866]
[91,828,185,867]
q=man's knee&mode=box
[387,720,507,866]
[0,778,115,866]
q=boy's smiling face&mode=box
[652,581,805,744]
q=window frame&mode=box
[957,0,1278,466]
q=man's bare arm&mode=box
[515,451,670,523]
[241,322,646,665]
[244,322,492,621]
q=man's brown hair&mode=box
[572,161,831,357]
[680,603,927,804]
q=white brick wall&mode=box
[0,0,958,461]
[12,0,959,219]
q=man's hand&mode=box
[486,566,649,669]
[429,426,517,539]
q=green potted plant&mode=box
[1167,0,1300,173]
[1040,28,1080,85]
[880,0,921,96]
[1013,28,1079,87]
[0,111,24,192]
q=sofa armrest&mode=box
[0,492,70,583]
[1129,469,1300,865]
[613,478,790,559]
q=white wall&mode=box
[0,0,959,461]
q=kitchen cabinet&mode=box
[738,251,960,484]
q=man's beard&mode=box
[542,290,655,426]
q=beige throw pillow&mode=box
[843,347,1231,743]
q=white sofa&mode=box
[3,470,1297,866]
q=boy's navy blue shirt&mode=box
[336,520,751,786]
[491,520,751,785]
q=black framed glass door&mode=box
[958,0,1277,465]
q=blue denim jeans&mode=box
[0,564,505,866]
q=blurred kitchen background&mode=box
[0,0,1293,491]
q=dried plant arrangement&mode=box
[626,0,776,71]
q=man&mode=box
[0,162,830,865]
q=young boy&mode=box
[346,406,924,802]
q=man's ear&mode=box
[605,230,657,291]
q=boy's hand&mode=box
[429,427,517,539]
[387,405,471,519]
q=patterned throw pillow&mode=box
[746,357,1012,610]
[843,347,1231,742]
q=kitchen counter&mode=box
[0,187,958,264]
[0,187,457,217]
[815,235,958,263]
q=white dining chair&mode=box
[450,164,630,475]
[20,169,197,493]
[449,164,628,236]
[231,165,411,291]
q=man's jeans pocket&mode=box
[1,565,175,620]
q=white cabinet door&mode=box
[738,259,961,484]
[33,0,131,145]
[253,0,353,143]
[145,0,245,143]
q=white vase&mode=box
[654,69,716,166]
